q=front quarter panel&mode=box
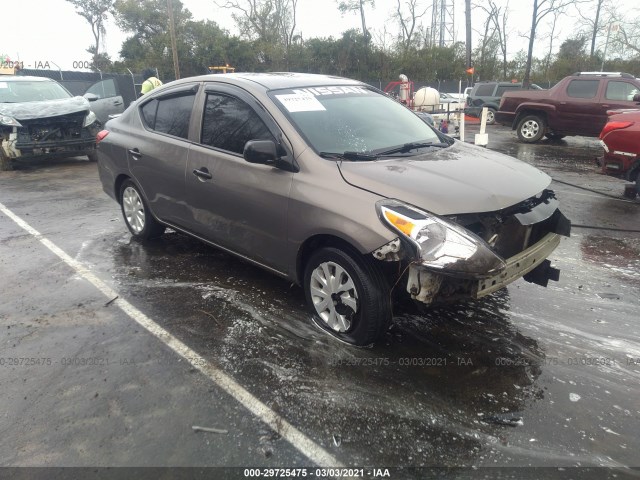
[286,149,398,281]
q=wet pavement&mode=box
[1,125,639,478]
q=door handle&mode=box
[128,148,142,159]
[192,168,213,180]
[113,101,123,106]
[601,104,610,108]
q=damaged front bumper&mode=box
[374,190,571,306]
[405,230,565,305]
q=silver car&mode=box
[96,73,570,346]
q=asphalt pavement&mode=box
[1,124,639,479]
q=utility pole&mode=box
[465,0,471,69]
[167,0,180,80]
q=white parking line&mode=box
[0,201,342,467]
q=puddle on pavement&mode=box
[92,230,574,466]
[581,235,640,287]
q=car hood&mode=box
[0,96,90,121]
[338,140,551,215]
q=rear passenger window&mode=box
[140,92,195,139]
[567,80,599,99]
[201,93,275,154]
[474,84,494,96]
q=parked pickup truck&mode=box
[495,72,640,143]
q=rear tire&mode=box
[304,247,391,346]
[517,115,546,143]
[87,151,98,162]
[485,108,496,125]
[119,179,165,240]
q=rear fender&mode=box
[514,103,556,127]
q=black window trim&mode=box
[137,83,200,140]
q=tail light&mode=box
[600,121,633,139]
[96,130,109,144]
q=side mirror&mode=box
[633,93,640,102]
[84,93,99,102]
[243,139,299,172]
[244,140,278,165]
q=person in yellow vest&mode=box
[141,68,163,94]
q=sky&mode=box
[1,0,637,72]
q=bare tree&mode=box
[472,1,500,77]
[337,0,375,45]
[66,0,116,69]
[475,1,511,79]
[523,0,586,87]
[607,6,640,57]
[393,0,429,52]
[217,1,298,45]
[543,5,567,77]
[490,0,510,79]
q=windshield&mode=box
[0,80,72,103]
[271,86,443,155]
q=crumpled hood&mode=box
[338,140,551,215]
[0,96,90,121]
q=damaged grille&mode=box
[447,190,569,260]
[17,112,87,144]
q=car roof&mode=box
[0,75,57,82]
[165,72,366,91]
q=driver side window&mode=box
[200,93,275,154]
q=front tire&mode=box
[304,247,391,346]
[119,179,165,240]
[517,115,546,143]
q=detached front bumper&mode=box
[476,232,561,297]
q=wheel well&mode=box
[114,174,131,204]
[515,110,547,128]
[296,234,363,285]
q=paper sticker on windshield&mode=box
[0,82,8,89]
[276,93,326,113]
[292,86,373,96]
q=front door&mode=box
[184,86,293,272]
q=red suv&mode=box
[599,109,640,196]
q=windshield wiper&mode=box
[375,141,449,156]
[319,151,379,161]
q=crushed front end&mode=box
[373,190,571,305]
[1,110,99,162]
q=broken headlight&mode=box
[83,111,97,127]
[0,116,22,127]
[377,200,506,278]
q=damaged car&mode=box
[96,73,571,346]
[0,76,101,171]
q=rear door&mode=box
[184,84,294,272]
[556,79,603,135]
[127,84,199,225]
